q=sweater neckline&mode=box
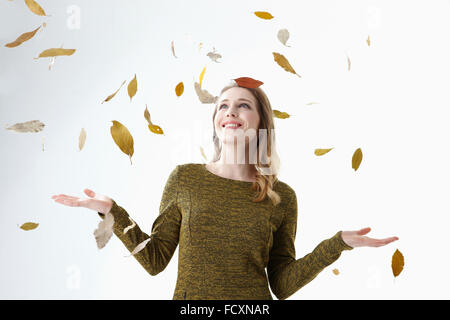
[200,163,256,185]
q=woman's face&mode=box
[214,87,261,145]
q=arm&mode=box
[267,191,353,300]
[97,165,182,276]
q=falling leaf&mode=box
[273,110,290,119]
[20,222,39,231]
[207,47,222,62]
[273,52,301,78]
[194,82,218,104]
[110,120,134,165]
[347,54,351,71]
[352,148,363,171]
[144,105,164,135]
[123,217,136,234]
[199,67,206,87]
[234,77,264,89]
[392,249,404,278]
[41,136,45,151]
[102,80,126,104]
[175,82,184,97]
[254,11,274,20]
[315,148,333,156]
[126,238,151,257]
[366,35,371,46]
[200,146,207,161]
[36,48,76,58]
[5,120,44,133]
[144,104,152,124]
[128,74,137,102]
[5,25,41,48]
[198,42,203,52]
[277,29,291,47]
[306,102,319,106]
[171,40,177,58]
[25,0,46,16]
[332,268,340,275]
[78,128,86,151]
[93,211,114,249]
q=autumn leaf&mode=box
[352,148,363,171]
[198,42,203,52]
[5,120,44,133]
[332,268,340,275]
[277,29,291,47]
[273,52,301,77]
[20,222,39,231]
[392,249,404,278]
[36,48,76,58]
[200,146,207,161]
[41,136,45,151]
[234,77,264,89]
[254,11,274,19]
[78,128,86,151]
[126,238,151,257]
[93,211,114,249]
[110,120,134,164]
[366,35,371,46]
[315,148,333,156]
[273,110,290,119]
[194,82,218,104]
[347,54,351,71]
[175,82,184,97]
[207,47,222,62]
[123,217,136,234]
[144,105,164,135]
[171,40,177,58]
[128,74,137,102]
[25,0,46,16]
[102,80,126,104]
[199,67,206,87]
[5,25,41,48]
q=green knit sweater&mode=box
[98,163,353,300]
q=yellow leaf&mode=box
[175,82,184,97]
[110,120,134,164]
[273,109,290,119]
[352,148,363,171]
[144,104,152,124]
[78,128,86,151]
[392,249,404,277]
[315,148,333,156]
[366,35,371,46]
[20,222,39,231]
[5,120,44,132]
[148,124,164,135]
[273,52,301,77]
[332,268,340,275]
[5,25,41,48]
[200,146,207,161]
[199,67,206,87]
[37,48,76,58]
[254,11,274,19]
[102,80,126,104]
[25,0,46,16]
[127,74,137,102]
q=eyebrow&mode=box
[219,98,253,104]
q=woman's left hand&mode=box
[341,227,399,248]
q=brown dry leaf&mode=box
[366,35,371,46]
[194,82,218,104]
[277,29,291,47]
[207,47,222,62]
[110,120,134,165]
[175,82,184,97]
[199,67,206,87]
[126,238,151,257]
[36,48,76,58]
[20,222,39,231]
[254,11,274,20]
[332,268,340,275]
[5,120,45,133]
[127,74,137,102]
[93,211,114,249]
[314,148,333,156]
[5,25,41,48]
[102,80,126,104]
[273,110,290,119]
[273,52,301,78]
[25,0,46,16]
[352,148,363,171]
[78,128,86,151]
[392,249,404,277]
[171,40,177,58]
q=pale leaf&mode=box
[5,120,45,133]
[171,40,177,58]
[93,211,114,249]
[126,238,151,257]
[194,82,218,104]
[123,217,136,234]
[78,128,86,151]
[277,29,291,47]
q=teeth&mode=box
[224,124,241,128]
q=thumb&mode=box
[357,227,371,235]
[84,188,95,197]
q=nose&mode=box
[225,106,238,117]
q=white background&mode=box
[1,0,449,299]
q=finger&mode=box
[54,198,81,207]
[53,195,79,201]
[366,237,398,247]
[356,227,371,235]
[84,189,95,197]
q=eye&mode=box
[219,103,250,109]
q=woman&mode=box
[51,80,399,300]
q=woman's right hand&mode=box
[51,189,113,215]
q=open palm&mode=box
[51,189,113,214]
[341,227,399,248]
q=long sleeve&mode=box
[97,165,182,276]
[267,191,354,300]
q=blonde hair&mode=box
[211,82,281,206]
